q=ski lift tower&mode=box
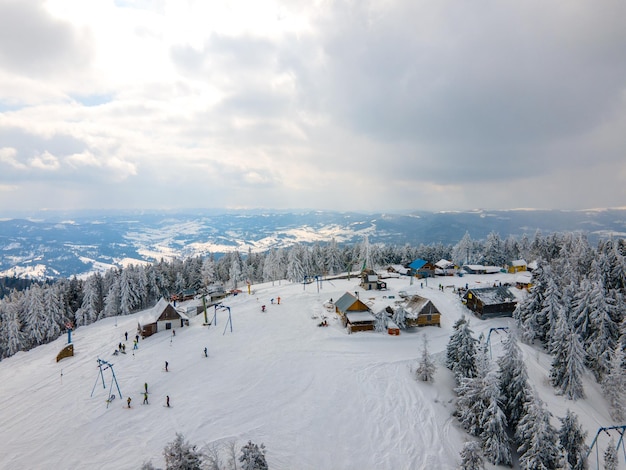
[211,303,233,335]
[91,358,123,408]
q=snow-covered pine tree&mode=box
[497,332,532,430]
[453,321,478,383]
[392,306,407,329]
[549,309,586,400]
[455,339,490,437]
[416,334,436,382]
[0,298,26,357]
[480,369,512,466]
[516,395,560,470]
[558,409,588,470]
[239,440,268,470]
[163,433,203,470]
[584,277,619,381]
[446,315,467,370]
[604,438,618,470]
[374,309,388,333]
[539,275,563,345]
[602,339,626,421]
[459,441,484,470]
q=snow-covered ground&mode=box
[0,274,622,469]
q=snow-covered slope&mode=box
[0,275,621,469]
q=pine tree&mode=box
[604,438,618,470]
[516,396,560,470]
[239,440,268,470]
[374,309,388,333]
[459,441,484,470]
[480,370,512,466]
[497,332,532,429]
[602,339,626,421]
[392,306,407,329]
[549,310,586,400]
[558,409,588,470]
[456,340,490,437]
[416,334,436,382]
[163,433,203,470]
[453,321,478,383]
[446,315,467,370]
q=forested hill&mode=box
[1,208,625,279]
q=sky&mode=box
[1,0,626,214]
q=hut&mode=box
[508,260,528,273]
[462,287,517,319]
[408,259,436,278]
[139,298,190,338]
[335,292,376,333]
[434,259,456,276]
[359,269,387,290]
[404,295,441,327]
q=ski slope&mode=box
[0,274,622,469]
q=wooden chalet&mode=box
[139,298,190,338]
[462,286,517,319]
[359,269,387,290]
[507,260,527,273]
[404,295,441,327]
[334,292,376,333]
[408,259,436,278]
[434,259,456,276]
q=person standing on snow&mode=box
[204,347,208,357]
[143,393,149,405]
[165,361,169,372]
[127,397,132,408]
[166,395,170,407]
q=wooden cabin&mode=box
[507,260,527,273]
[139,298,190,338]
[359,269,387,290]
[462,287,517,319]
[335,292,376,333]
[408,259,436,278]
[404,295,441,327]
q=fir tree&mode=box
[239,440,268,470]
[558,409,588,470]
[446,315,467,370]
[497,332,532,429]
[603,438,618,470]
[163,433,203,470]
[602,339,626,421]
[480,370,512,466]
[516,396,559,470]
[549,310,586,400]
[416,334,436,382]
[459,441,484,470]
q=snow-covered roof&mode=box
[515,272,532,283]
[511,259,527,267]
[345,311,376,323]
[435,259,454,269]
[465,287,516,305]
[367,274,378,282]
[404,295,441,318]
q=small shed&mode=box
[335,292,376,333]
[359,269,387,290]
[508,260,527,273]
[463,287,517,319]
[404,295,441,327]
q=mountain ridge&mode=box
[1,208,625,279]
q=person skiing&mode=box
[204,347,208,357]
[125,331,128,341]
[127,397,132,408]
[143,392,148,405]
[165,361,169,372]
[166,395,170,407]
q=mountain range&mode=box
[1,208,625,279]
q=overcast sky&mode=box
[1,0,625,214]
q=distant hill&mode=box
[1,208,625,279]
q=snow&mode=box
[0,273,623,469]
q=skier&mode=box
[133,340,138,350]
[261,305,266,312]
[127,397,132,408]
[125,331,128,341]
[165,361,169,372]
[277,296,281,304]
[204,347,208,357]
[166,395,170,407]
[143,392,148,405]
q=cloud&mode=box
[30,151,60,171]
